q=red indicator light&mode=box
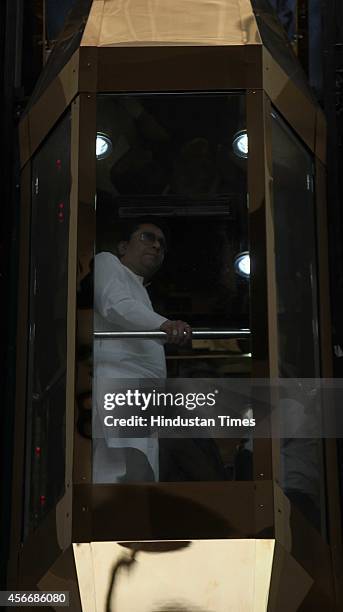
[58,202,64,209]
[56,159,62,169]
[58,212,64,219]
[35,446,41,456]
[39,495,46,506]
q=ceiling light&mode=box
[96,133,112,160]
[232,130,248,159]
[234,251,250,278]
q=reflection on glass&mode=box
[24,112,71,536]
[271,109,325,535]
[96,133,113,160]
[85,93,252,484]
[25,0,92,114]
[232,130,248,159]
[251,0,316,103]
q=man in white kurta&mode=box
[93,221,191,482]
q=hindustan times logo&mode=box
[103,389,218,411]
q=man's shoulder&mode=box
[94,252,128,281]
[95,251,121,268]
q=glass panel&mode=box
[85,93,252,484]
[24,111,71,537]
[251,0,317,102]
[271,109,326,535]
[24,0,92,114]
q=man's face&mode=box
[119,223,166,280]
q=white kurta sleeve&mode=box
[94,252,167,330]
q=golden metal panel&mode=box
[72,543,97,612]
[268,541,313,611]
[81,0,104,47]
[19,51,80,168]
[262,47,316,153]
[273,482,337,588]
[73,539,274,612]
[238,0,263,44]
[272,485,336,607]
[81,0,261,47]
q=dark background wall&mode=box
[1,0,343,588]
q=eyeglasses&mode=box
[137,231,167,252]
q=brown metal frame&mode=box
[11,29,342,609]
[96,45,262,92]
[73,91,96,494]
[246,89,275,537]
[71,85,275,544]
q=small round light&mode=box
[96,133,112,160]
[234,251,250,278]
[232,130,248,159]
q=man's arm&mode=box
[95,252,192,343]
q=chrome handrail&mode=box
[94,330,250,339]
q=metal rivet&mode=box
[258,504,264,509]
